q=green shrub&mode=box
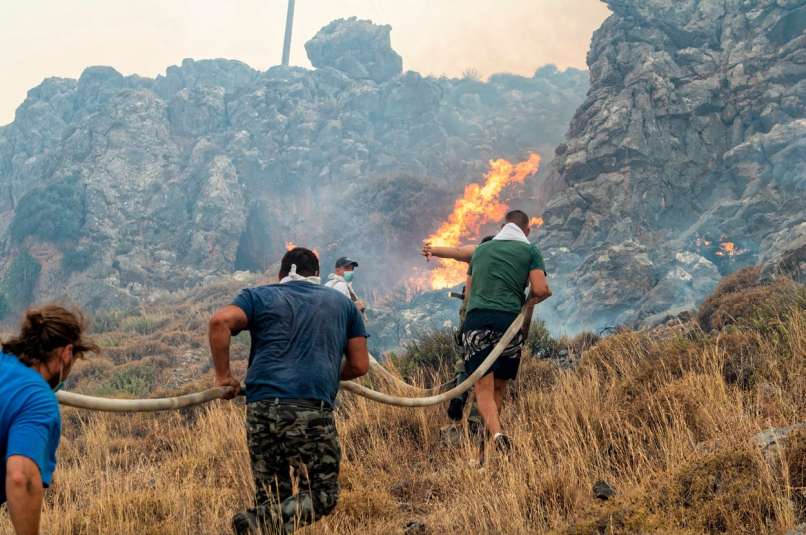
[398,328,460,378]
[526,320,559,358]
[1,251,42,313]
[698,268,805,335]
[10,176,86,245]
[61,247,96,275]
[119,314,170,336]
[94,364,156,397]
[92,309,128,332]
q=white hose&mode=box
[341,309,524,406]
[57,309,525,412]
[57,386,236,412]
[367,353,455,394]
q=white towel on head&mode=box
[280,264,321,285]
[493,222,530,244]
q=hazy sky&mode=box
[2,1,611,125]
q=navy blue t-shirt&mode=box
[0,352,61,504]
[233,281,367,406]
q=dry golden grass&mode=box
[1,278,804,534]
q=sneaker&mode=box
[493,432,513,454]
[447,392,468,421]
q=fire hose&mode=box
[56,309,525,412]
[367,354,457,395]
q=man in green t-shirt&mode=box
[462,210,552,453]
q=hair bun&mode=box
[25,310,46,332]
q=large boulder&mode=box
[305,17,402,82]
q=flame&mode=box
[425,153,541,289]
[716,241,739,257]
[530,216,544,228]
[696,236,748,258]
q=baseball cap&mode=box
[335,256,359,268]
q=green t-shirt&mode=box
[467,240,546,315]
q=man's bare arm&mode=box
[422,242,476,263]
[208,305,249,399]
[341,337,369,380]
[527,269,552,305]
[6,455,44,535]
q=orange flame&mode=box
[715,241,737,257]
[530,216,544,228]
[426,153,541,289]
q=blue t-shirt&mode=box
[233,281,367,407]
[0,352,61,504]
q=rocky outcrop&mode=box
[0,19,587,323]
[537,0,805,332]
[305,17,403,82]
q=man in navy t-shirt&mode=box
[208,247,369,535]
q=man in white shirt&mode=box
[325,257,366,313]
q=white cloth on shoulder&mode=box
[493,222,530,244]
[325,273,355,300]
[280,264,321,285]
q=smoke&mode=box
[0,0,609,124]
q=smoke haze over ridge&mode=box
[1,0,609,125]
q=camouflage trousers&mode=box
[234,399,341,535]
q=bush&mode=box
[94,364,156,397]
[398,328,460,379]
[1,251,42,313]
[119,314,171,336]
[67,356,115,385]
[10,176,86,245]
[697,267,804,332]
[526,320,559,358]
[654,448,779,533]
[92,309,128,332]
[61,247,96,275]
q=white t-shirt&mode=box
[325,274,355,300]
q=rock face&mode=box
[305,17,403,82]
[538,0,806,332]
[0,19,586,332]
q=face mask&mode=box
[48,359,64,392]
[343,271,354,283]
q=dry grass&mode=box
[1,278,805,534]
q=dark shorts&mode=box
[461,309,524,381]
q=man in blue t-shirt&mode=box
[208,247,369,535]
[1,305,97,535]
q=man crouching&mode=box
[208,247,369,534]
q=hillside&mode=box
[0,269,803,534]
[0,17,586,323]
